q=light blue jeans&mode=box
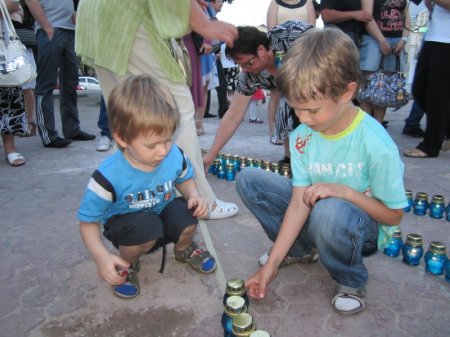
[236,168,379,289]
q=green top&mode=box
[75,0,190,82]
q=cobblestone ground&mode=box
[0,93,449,337]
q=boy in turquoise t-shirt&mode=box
[236,28,408,316]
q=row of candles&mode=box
[405,191,450,221]
[207,153,291,181]
[384,230,450,282]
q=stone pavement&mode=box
[0,92,449,337]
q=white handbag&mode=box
[0,0,36,87]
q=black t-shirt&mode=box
[321,0,363,35]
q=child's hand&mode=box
[187,196,209,218]
[303,183,350,207]
[245,264,278,299]
[96,253,130,286]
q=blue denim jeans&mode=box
[98,96,111,139]
[236,168,379,289]
[404,101,425,129]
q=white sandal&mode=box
[208,199,239,220]
[6,152,26,167]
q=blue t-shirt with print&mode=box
[78,145,194,224]
[289,110,408,249]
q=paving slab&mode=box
[0,93,449,337]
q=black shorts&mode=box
[103,197,197,249]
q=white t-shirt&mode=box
[425,5,450,43]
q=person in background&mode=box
[404,0,450,158]
[247,88,265,124]
[402,100,425,137]
[239,28,407,316]
[358,0,410,125]
[183,30,209,134]
[24,0,95,148]
[266,0,317,160]
[204,0,229,119]
[78,74,215,299]
[76,0,239,220]
[220,42,239,103]
[267,0,316,28]
[202,21,313,172]
[1,0,27,166]
[312,0,321,19]
[96,96,112,151]
[11,0,37,137]
[320,0,373,46]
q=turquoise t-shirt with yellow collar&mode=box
[289,109,408,249]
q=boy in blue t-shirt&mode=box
[78,75,216,299]
[236,28,408,316]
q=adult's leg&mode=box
[303,198,378,289]
[96,26,216,204]
[58,29,82,138]
[98,96,111,139]
[414,42,450,157]
[404,100,425,129]
[35,29,63,144]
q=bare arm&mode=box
[24,0,53,39]
[246,186,311,299]
[393,2,411,54]
[362,0,391,55]
[321,8,372,24]
[266,0,278,30]
[5,0,20,13]
[79,221,130,285]
[176,179,208,218]
[306,0,316,26]
[203,92,252,169]
[430,0,450,10]
[189,0,237,46]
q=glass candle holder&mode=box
[223,278,249,308]
[424,242,448,275]
[232,313,256,337]
[402,233,424,266]
[429,195,445,219]
[403,190,413,212]
[222,296,247,336]
[413,192,428,216]
[384,229,403,257]
[226,163,236,181]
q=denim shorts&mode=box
[103,197,197,249]
[359,34,406,72]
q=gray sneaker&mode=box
[96,136,112,152]
[258,248,319,267]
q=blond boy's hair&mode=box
[107,75,180,147]
[276,28,361,102]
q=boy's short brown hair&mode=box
[276,28,361,102]
[107,75,180,146]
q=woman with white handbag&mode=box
[0,0,29,166]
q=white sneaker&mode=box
[208,199,239,220]
[96,136,112,152]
